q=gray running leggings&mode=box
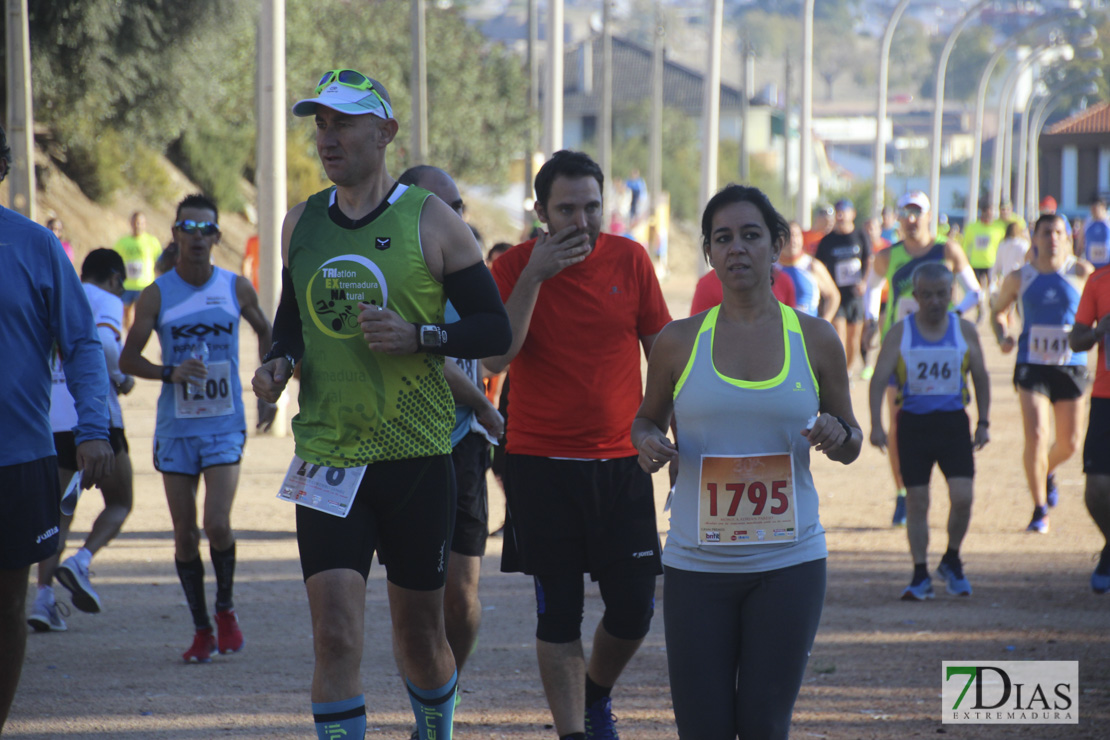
[663,559,826,740]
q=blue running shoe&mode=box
[1026,509,1050,534]
[892,495,907,527]
[1046,473,1059,508]
[1092,549,1110,595]
[901,578,935,601]
[585,696,619,740]
[937,560,972,596]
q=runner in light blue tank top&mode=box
[632,185,861,740]
[120,194,273,667]
[154,267,245,438]
[666,303,825,572]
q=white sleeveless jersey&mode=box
[51,284,125,431]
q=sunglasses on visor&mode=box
[315,69,393,117]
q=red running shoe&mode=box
[214,609,244,654]
[183,627,217,663]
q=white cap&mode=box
[897,190,930,212]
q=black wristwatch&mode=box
[418,324,446,350]
[161,365,175,383]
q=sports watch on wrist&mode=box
[419,324,446,350]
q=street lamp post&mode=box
[965,12,1070,221]
[1027,77,1102,217]
[872,0,913,218]
[928,0,992,235]
[989,42,1057,219]
[1001,46,1068,208]
[796,0,814,228]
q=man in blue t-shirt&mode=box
[0,124,114,733]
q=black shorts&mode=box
[53,429,128,471]
[1084,397,1110,476]
[451,432,490,557]
[836,293,865,323]
[896,409,974,487]
[1014,363,1089,402]
[297,455,455,590]
[501,454,662,579]
[973,268,990,288]
[0,456,62,569]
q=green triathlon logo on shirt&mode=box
[306,254,389,339]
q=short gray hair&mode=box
[911,262,953,290]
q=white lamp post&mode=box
[872,0,913,218]
[928,0,993,235]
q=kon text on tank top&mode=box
[154,267,244,438]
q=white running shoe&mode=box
[56,555,102,613]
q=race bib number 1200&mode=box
[698,453,797,545]
[277,455,367,518]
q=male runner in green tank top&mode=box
[252,69,510,740]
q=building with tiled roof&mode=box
[1037,100,1110,214]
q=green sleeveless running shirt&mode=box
[881,239,946,338]
[288,184,453,467]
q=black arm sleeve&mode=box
[430,260,512,359]
[262,267,305,364]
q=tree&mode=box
[284,0,529,190]
[26,0,256,204]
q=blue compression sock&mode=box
[312,694,366,740]
[407,671,457,740]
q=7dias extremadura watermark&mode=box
[942,661,1078,724]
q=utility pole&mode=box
[256,0,286,322]
[5,0,35,218]
[410,0,429,163]
[544,0,564,157]
[740,36,753,181]
[600,0,613,205]
[524,0,539,221]
[650,2,664,218]
[782,51,791,205]
[797,0,814,228]
[698,0,723,279]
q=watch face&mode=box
[422,325,441,347]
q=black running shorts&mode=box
[1014,363,1089,402]
[297,454,455,590]
[0,456,62,569]
[501,454,662,579]
[1084,397,1110,476]
[53,428,128,471]
[896,409,974,488]
[450,432,491,557]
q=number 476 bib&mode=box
[698,453,797,545]
[277,454,367,518]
